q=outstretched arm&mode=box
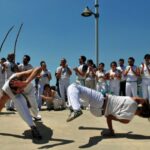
[13,67,42,88]
[102,115,130,136]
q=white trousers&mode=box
[67,83,104,117]
[126,82,137,97]
[142,79,150,102]
[59,79,70,100]
[13,95,35,127]
[109,82,120,96]
[12,88,40,127]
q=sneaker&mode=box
[31,126,42,140]
[66,110,83,122]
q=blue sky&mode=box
[0,0,150,84]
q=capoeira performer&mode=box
[66,83,150,136]
[18,54,33,71]
[73,55,87,86]
[0,67,43,140]
[124,57,140,96]
[36,61,52,109]
[4,53,16,111]
[56,58,72,104]
[107,61,121,95]
[95,63,107,93]
[140,54,150,103]
[0,58,6,90]
[41,84,65,110]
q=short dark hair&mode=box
[128,57,135,62]
[80,56,86,63]
[40,61,46,66]
[1,57,6,62]
[24,55,31,61]
[99,62,105,67]
[144,54,150,59]
[110,61,117,67]
[119,58,124,62]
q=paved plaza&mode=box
[0,108,150,150]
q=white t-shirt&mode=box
[39,70,51,86]
[18,64,33,71]
[2,73,34,99]
[117,65,126,81]
[109,69,120,87]
[0,65,6,88]
[4,61,14,79]
[96,70,106,83]
[56,66,71,81]
[76,64,87,80]
[126,65,138,82]
[140,63,150,79]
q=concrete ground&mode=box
[0,108,150,150]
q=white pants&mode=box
[142,79,150,102]
[59,79,70,101]
[37,84,44,108]
[109,81,120,96]
[67,83,104,117]
[13,95,35,127]
[96,82,107,93]
[13,88,40,127]
[126,82,137,97]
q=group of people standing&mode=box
[72,54,150,100]
[0,53,150,111]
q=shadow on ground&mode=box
[0,121,74,149]
[0,112,16,115]
[78,126,150,149]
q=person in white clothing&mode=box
[36,61,52,109]
[56,58,72,104]
[95,63,107,93]
[3,53,17,111]
[66,83,150,136]
[85,59,96,89]
[107,61,121,95]
[40,84,65,110]
[0,58,6,90]
[140,54,150,103]
[124,57,140,97]
[18,55,33,71]
[73,56,88,86]
[0,67,43,140]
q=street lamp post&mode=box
[81,0,99,67]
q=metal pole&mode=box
[95,0,99,67]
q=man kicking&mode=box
[0,67,43,140]
[66,83,150,136]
